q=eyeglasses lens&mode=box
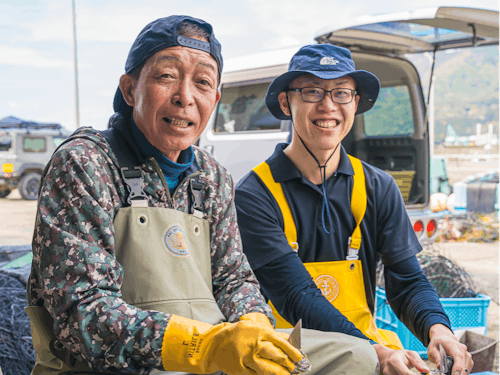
[300,88,353,104]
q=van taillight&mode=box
[427,220,437,237]
[413,221,423,236]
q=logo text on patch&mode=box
[163,224,189,258]
[320,57,339,65]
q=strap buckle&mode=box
[121,167,149,207]
[189,178,204,219]
[346,236,359,260]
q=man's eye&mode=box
[334,90,350,97]
[303,88,322,95]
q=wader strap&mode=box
[346,155,367,261]
[100,125,140,172]
[100,123,149,207]
[252,156,367,258]
[190,178,204,218]
[252,162,299,251]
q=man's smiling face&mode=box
[122,44,220,162]
[278,74,359,154]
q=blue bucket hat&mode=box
[265,44,380,119]
[113,15,223,113]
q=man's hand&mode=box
[161,313,305,375]
[427,324,473,375]
[373,344,430,375]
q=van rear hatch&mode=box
[315,6,499,55]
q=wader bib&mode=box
[253,156,403,350]
[25,131,224,374]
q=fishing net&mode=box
[0,271,36,375]
[376,245,477,298]
[417,252,477,298]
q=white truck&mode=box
[198,6,499,245]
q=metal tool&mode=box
[288,319,311,374]
[439,344,454,375]
[288,319,302,349]
[421,345,454,375]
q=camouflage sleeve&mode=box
[206,160,275,325]
[31,137,167,373]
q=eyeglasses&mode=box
[286,87,357,104]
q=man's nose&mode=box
[171,80,195,107]
[318,92,340,111]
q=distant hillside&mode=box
[412,45,499,143]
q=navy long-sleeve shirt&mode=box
[235,144,451,346]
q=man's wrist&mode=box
[429,323,456,340]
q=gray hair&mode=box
[178,21,210,40]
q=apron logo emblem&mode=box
[313,275,340,302]
[163,224,190,258]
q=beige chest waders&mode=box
[26,162,224,374]
[253,156,403,350]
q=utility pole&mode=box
[72,0,80,129]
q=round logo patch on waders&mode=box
[314,275,340,302]
[163,224,189,258]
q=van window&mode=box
[53,136,67,148]
[23,137,46,152]
[214,82,281,133]
[363,85,414,136]
[0,133,12,151]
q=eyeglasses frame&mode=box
[286,87,358,104]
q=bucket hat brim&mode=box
[264,43,381,120]
[265,69,380,120]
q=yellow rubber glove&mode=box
[161,313,304,374]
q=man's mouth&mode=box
[313,120,339,129]
[164,117,193,128]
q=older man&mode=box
[25,16,306,374]
[235,44,474,375]
[25,17,378,375]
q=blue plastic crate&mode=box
[375,287,491,358]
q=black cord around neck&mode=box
[286,94,341,234]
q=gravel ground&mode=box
[1,189,498,373]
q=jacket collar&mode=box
[107,113,201,174]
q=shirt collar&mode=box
[267,143,354,183]
[336,146,354,176]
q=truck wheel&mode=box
[18,172,41,200]
[0,189,11,198]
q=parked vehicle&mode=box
[198,6,499,245]
[0,119,71,200]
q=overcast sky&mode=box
[1,0,498,131]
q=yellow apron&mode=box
[253,155,403,350]
[25,166,224,374]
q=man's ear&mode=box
[215,89,221,103]
[119,74,135,107]
[278,91,291,117]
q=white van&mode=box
[198,6,499,244]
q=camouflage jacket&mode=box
[28,113,273,373]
